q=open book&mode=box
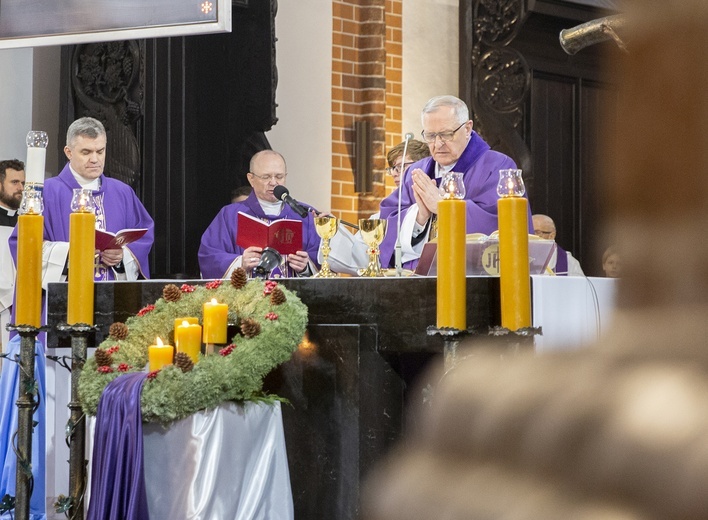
[95,228,148,251]
[236,212,303,255]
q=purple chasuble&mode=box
[379,131,533,269]
[87,372,149,520]
[198,191,322,279]
[9,164,154,280]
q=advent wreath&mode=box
[78,270,307,423]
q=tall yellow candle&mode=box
[15,214,43,327]
[498,196,531,330]
[202,298,228,344]
[148,337,174,371]
[436,199,467,330]
[176,320,202,363]
[67,211,96,325]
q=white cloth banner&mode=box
[142,401,294,520]
[532,275,619,353]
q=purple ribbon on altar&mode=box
[87,372,149,520]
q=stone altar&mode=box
[47,277,502,519]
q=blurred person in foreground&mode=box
[362,3,708,519]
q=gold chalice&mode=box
[358,218,388,277]
[314,215,339,278]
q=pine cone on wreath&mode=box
[162,283,182,302]
[174,352,194,373]
[270,287,286,305]
[94,348,112,367]
[230,268,248,289]
[240,318,261,338]
[108,322,129,340]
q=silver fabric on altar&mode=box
[143,401,293,520]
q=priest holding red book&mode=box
[9,117,154,283]
[198,150,321,279]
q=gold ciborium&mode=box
[314,215,339,278]
[358,218,388,277]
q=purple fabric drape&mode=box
[87,372,149,520]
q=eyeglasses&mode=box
[386,162,414,175]
[249,172,287,182]
[534,230,555,238]
[421,122,466,144]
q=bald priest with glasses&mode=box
[198,150,321,278]
[379,95,533,271]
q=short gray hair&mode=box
[421,95,470,125]
[66,117,106,147]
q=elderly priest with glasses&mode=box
[379,95,533,271]
[199,150,321,279]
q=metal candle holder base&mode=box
[6,324,48,520]
[55,322,98,520]
[427,325,542,371]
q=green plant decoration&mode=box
[78,278,307,423]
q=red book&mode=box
[236,212,303,255]
[95,228,148,251]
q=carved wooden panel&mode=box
[69,41,144,191]
[461,0,619,274]
[62,0,279,278]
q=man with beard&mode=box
[0,159,25,349]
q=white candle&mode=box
[25,131,48,185]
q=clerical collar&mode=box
[69,165,101,191]
[435,161,457,178]
[258,198,283,216]
[0,205,16,217]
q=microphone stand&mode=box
[395,133,413,277]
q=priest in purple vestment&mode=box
[10,117,154,283]
[198,150,321,279]
[532,214,584,276]
[379,95,533,270]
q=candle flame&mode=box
[181,320,190,327]
[156,337,163,346]
[210,298,218,305]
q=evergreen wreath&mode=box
[78,276,307,423]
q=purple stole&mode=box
[555,244,569,276]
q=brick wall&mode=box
[331,0,402,224]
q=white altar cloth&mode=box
[141,401,293,520]
[532,275,618,353]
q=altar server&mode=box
[0,160,24,349]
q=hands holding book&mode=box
[100,248,123,268]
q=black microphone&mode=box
[273,185,309,218]
[254,247,283,278]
